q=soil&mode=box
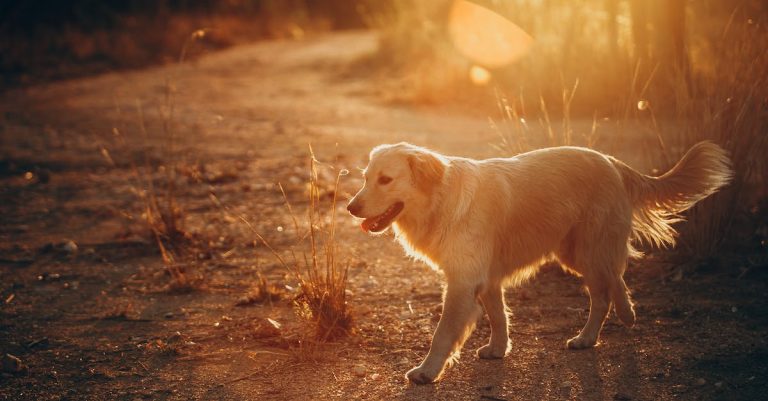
[1,31,767,401]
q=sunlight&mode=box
[469,64,491,85]
[448,0,534,68]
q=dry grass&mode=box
[291,150,353,341]
[101,30,214,291]
[236,273,285,306]
[670,12,768,261]
[105,103,204,292]
[220,148,353,341]
[491,81,595,155]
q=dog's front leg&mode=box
[406,283,482,384]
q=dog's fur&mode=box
[347,142,733,384]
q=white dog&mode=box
[347,142,732,384]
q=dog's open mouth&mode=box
[361,201,404,233]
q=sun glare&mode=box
[448,0,534,68]
[469,64,491,85]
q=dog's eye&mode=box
[378,175,393,185]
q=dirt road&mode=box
[1,31,766,400]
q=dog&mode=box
[346,142,732,384]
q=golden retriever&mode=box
[347,142,732,384]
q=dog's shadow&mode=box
[572,336,642,399]
[398,336,641,399]
[561,330,642,399]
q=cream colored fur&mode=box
[347,141,733,384]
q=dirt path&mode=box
[1,31,767,401]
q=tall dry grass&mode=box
[292,152,353,341]
[103,30,214,291]
[670,11,768,260]
[223,149,353,341]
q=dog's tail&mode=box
[610,141,733,250]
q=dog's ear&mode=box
[408,151,446,193]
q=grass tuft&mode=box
[220,147,353,341]
[291,148,353,341]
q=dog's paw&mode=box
[405,365,440,384]
[476,343,509,359]
[566,335,597,350]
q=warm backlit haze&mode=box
[0,1,766,400]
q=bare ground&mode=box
[1,31,767,401]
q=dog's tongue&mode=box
[360,217,375,232]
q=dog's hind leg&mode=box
[610,274,635,327]
[476,283,510,359]
[567,277,611,349]
[406,282,483,384]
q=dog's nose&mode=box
[347,200,363,216]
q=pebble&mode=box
[695,378,707,386]
[370,373,380,380]
[62,240,78,255]
[352,365,366,377]
[1,354,27,374]
[164,312,174,319]
[167,332,183,344]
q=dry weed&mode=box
[213,147,353,341]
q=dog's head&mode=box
[347,143,447,233]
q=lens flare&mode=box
[448,0,534,68]
[469,65,491,85]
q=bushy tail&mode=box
[611,141,734,250]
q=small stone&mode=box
[695,378,707,386]
[164,312,174,319]
[167,332,183,344]
[370,373,380,380]
[352,365,366,377]
[1,354,28,374]
[715,382,723,388]
[62,240,78,255]
[731,306,738,313]
[398,357,409,365]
